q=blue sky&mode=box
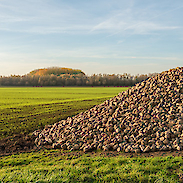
[0,0,183,76]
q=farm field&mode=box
[0,87,183,182]
[0,87,126,139]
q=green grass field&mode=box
[0,150,182,182]
[0,87,126,139]
[0,87,183,183]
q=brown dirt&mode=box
[0,134,182,158]
[0,134,37,157]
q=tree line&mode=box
[0,73,157,87]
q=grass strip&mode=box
[0,149,182,183]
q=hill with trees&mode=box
[27,67,85,76]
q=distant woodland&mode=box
[0,67,157,86]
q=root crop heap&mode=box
[34,67,183,153]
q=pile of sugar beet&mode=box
[33,67,183,153]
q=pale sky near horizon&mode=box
[0,0,183,76]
